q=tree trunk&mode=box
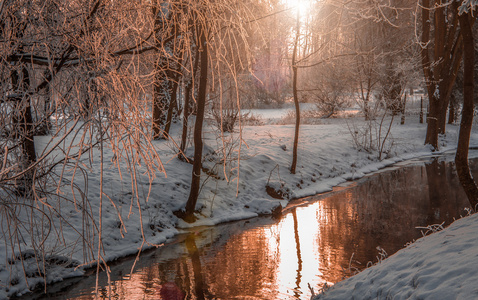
[151,1,165,140]
[400,93,407,125]
[448,94,457,124]
[164,48,185,137]
[455,12,478,210]
[290,7,300,175]
[184,21,208,222]
[39,68,52,135]
[180,81,190,158]
[21,100,36,165]
[180,43,200,157]
[424,94,439,149]
[10,67,36,196]
[152,61,180,140]
[421,0,463,150]
[421,0,438,149]
[420,97,424,123]
[151,2,181,140]
[152,59,167,139]
[11,68,36,165]
[437,54,462,133]
[163,75,180,137]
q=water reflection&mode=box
[35,156,474,300]
[185,234,206,299]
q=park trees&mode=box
[176,0,260,221]
[416,0,478,208]
[420,0,464,150]
[297,0,418,121]
[348,0,418,120]
[454,2,478,209]
[245,0,291,108]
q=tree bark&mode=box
[448,94,457,124]
[422,0,462,150]
[11,68,36,165]
[400,93,407,125]
[421,0,438,149]
[152,60,167,139]
[180,42,200,157]
[163,72,180,137]
[184,21,208,222]
[290,7,300,175]
[9,67,36,196]
[164,47,185,137]
[455,12,478,210]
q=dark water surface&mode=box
[36,155,475,299]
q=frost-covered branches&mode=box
[0,0,264,294]
[0,0,165,293]
[459,0,478,14]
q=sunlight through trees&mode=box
[0,0,477,297]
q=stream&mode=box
[33,154,475,299]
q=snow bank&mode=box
[312,212,478,300]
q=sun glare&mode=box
[283,0,313,16]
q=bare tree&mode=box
[302,61,354,117]
[455,7,478,209]
[177,0,257,222]
[290,5,301,175]
[421,0,463,150]
[184,16,208,222]
[180,38,200,156]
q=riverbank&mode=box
[312,207,478,299]
[1,109,477,299]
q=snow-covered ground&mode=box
[1,105,478,299]
[312,209,478,300]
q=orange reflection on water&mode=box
[53,158,474,300]
[269,206,329,298]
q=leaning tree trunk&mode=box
[184,21,208,222]
[290,7,300,175]
[455,12,478,210]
